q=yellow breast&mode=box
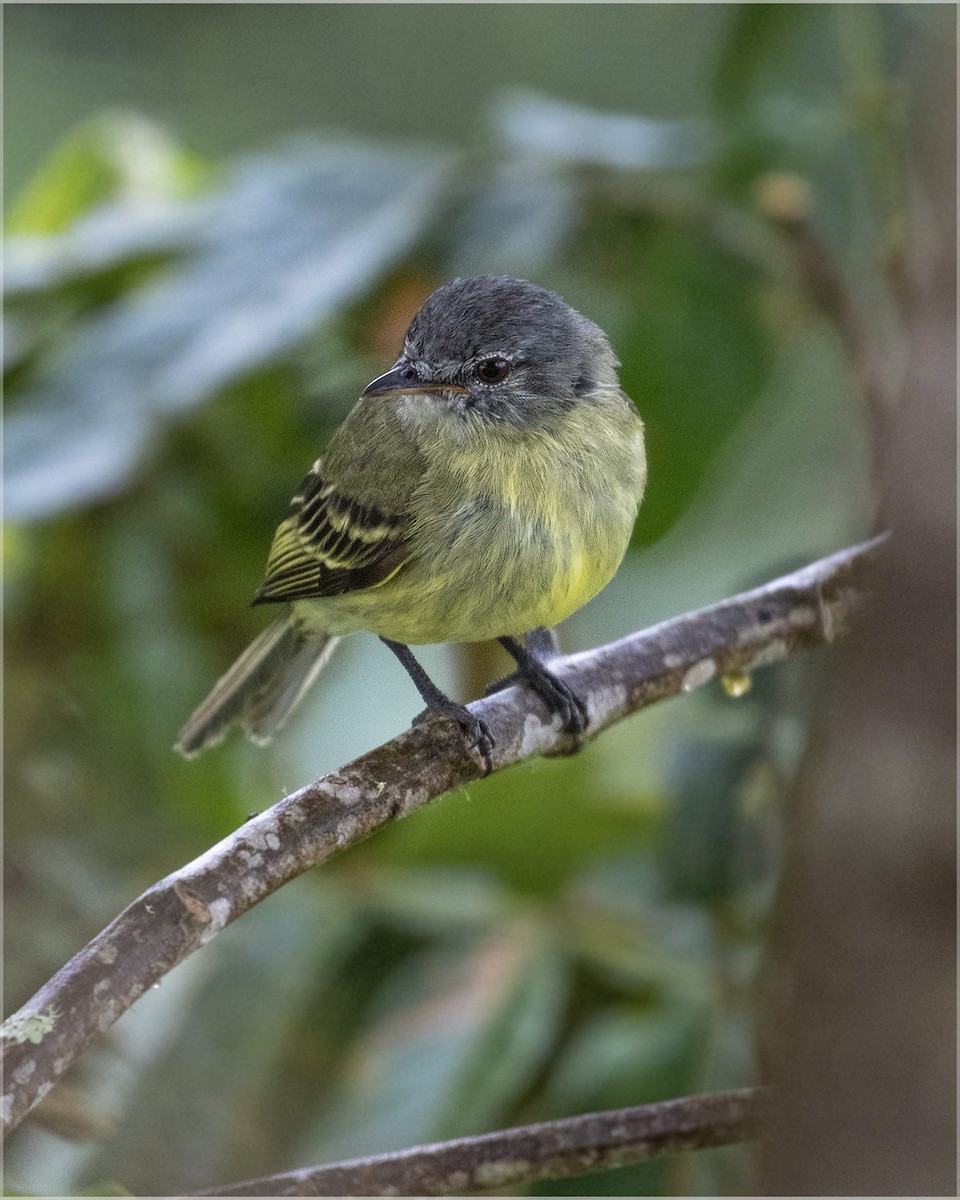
[296,397,646,646]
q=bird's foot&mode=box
[497,635,589,740]
[521,663,589,738]
[413,701,495,774]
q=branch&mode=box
[1,538,884,1137]
[193,1088,763,1196]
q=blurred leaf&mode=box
[563,857,716,998]
[25,1080,116,1143]
[294,924,568,1162]
[543,998,711,1112]
[493,88,713,171]
[713,6,811,116]
[4,111,206,237]
[4,138,451,521]
[434,936,569,1139]
[341,864,515,936]
[3,398,154,525]
[4,199,202,295]
[448,157,579,277]
[662,739,762,905]
[532,998,712,1197]
[610,220,775,545]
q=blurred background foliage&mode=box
[3,3,934,1195]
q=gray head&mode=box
[362,276,620,426]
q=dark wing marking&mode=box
[252,465,410,605]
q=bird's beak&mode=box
[362,364,468,398]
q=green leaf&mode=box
[433,938,569,1140]
[4,111,206,237]
[562,856,716,998]
[292,925,568,1163]
[543,999,711,1112]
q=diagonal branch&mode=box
[192,1087,764,1196]
[1,536,884,1137]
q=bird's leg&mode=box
[524,626,562,659]
[485,626,558,695]
[379,637,494,770]
[496,632,589,736]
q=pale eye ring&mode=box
[474,356,511,385]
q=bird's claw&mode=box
[553,681,589,737]
[413,706,495,774]
[464,717,495,774]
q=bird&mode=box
[175,275,647,769]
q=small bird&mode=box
[175,276,646,767]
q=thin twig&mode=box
[193,1087,764,1196]
[1,536,884,1137]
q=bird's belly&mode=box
[296,497,630,646]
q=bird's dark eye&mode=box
[474,356,511,384]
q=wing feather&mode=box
[253,462,411,606]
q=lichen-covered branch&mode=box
[1,536,884,1137]
[194,1087,763,1196]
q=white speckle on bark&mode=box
[12,1060,35,1089]
[334,783,365,806]
[97,942,118,965]
[13,1060,35,1085]
[682,658,716,693]
[597,682,627,717]
[475,1159,522,1187]
[200,898,232,944]
[664,653,684,669]
[518,711,547,757]
[242,818,283,854]
[788,604,817,629]
[98,1001,121,1033]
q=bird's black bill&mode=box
[362,364,467,398]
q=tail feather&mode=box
[175,617,339,758]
